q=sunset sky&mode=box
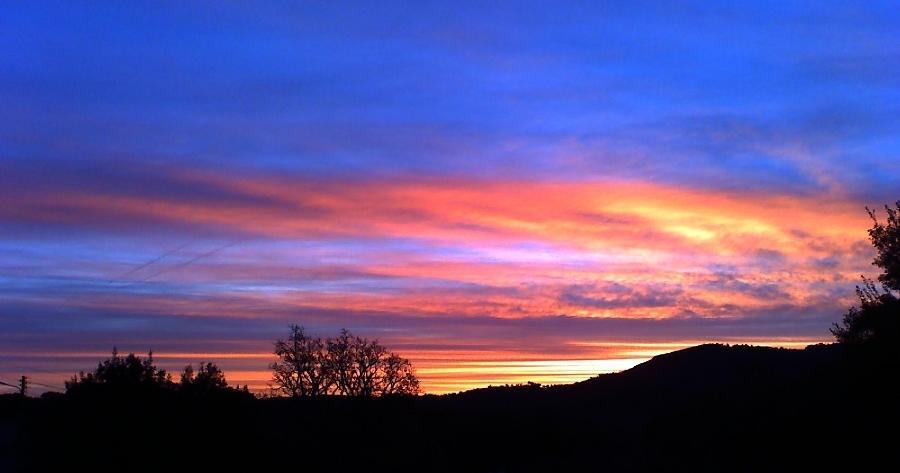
[2,2,899,394]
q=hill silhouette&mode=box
[3,342,897,472]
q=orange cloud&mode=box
[1,168,878,392]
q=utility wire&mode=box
[29,381,65,391]
[0,378,64,392]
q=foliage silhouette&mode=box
[868,201,900,290]
[63,350,251,401]
[179,362,252,399]
[65,348,172,396]
[181,362,227,389]
[831,202,900,355]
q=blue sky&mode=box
[4,2,898,188]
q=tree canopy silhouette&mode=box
[180,361,235,395]
[65,348,171,394]
[271,325,331,397]
[831,202,900,353]
[868,202,900,291]
[271,326,420,397]
[64,350,250,399]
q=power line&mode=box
[0,376,30,395]
[1,378,64,394]
[15,370,68,388]
[29,381,65,391]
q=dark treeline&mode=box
[58,326,420,400]
[7,342,899,472]
[1,202,899,472]
[63,348,254,401]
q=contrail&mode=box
[119,238,249,287]
[112,240,196,282]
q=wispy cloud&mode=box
[1,0,896,392]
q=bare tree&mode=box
[325,328,357,395]
[380,352,420,396]
[273,326,420,397]
[327,329,395,396]
[352,335,387,397]
[271,325,331,397]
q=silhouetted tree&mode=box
[381,352,421,396]
[868,202,900,291]
[66,348,172,393]
[326,329,387,396]
[181,362,228,391]
[832,279,900,345]
[832,202,900,352]
[324,328,355,395]
[179,361,253,399]
[271,325,331,397]
[271,326,420,397]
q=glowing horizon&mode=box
[0,337,827,394]
[2,2,898,394]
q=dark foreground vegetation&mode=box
[2,203,899,472]
[1,343,898,472]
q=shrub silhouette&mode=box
[65,348,172,395]
[64,350,251,399]
[832,202,900,355]
[271,326,420,397]
[868,202,900,291]
[181,362,229,392]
